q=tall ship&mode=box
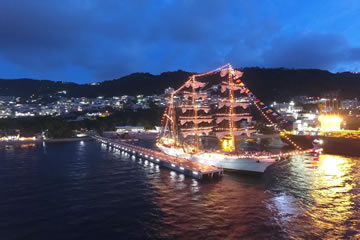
[156,64,277,173]
[281,114,360,156]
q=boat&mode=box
[280,114,360,156]
[156,64,277,173]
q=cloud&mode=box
[261,33,360,71]
[349,48,360,61]
[0,0,359,82]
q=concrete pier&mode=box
[92,135,223,180]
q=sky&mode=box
[0,0,359,83]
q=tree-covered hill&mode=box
[1,68,359,102]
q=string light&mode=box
[157,64,318,165]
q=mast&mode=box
[158,63,256,153]
[192,76,200,153]
[228,65,236,152]
[215,65,255,152]
[170,93,177,146]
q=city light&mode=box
[318,115,342,131]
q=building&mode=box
[115,126,145,133]
[341,98,359,110]
[271,101,303,120]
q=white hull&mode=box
[157,145,276,173]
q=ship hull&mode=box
[157,145,275,173]
[280,133,360,156]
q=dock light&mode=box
[156,159,160,162]
[150,157,154,160]
[193,171,199,175]
[180,167,185,170]
[145,155,148,158]
[171,164,176,167]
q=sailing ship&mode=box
[156,64,277,173]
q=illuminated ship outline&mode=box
[156,64,284,173]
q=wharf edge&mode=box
[92,135,223,180]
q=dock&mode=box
[92,135,223,180]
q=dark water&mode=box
[0,141,360,240]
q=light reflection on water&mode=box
[0,141,360,239]
[265,154,360,239]
[308,155,358,239]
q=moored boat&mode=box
[157,143,276,173]
[156,64,278,173]
[281,130,360,156]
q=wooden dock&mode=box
[92,136,223,180]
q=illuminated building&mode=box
[318,115,342,131]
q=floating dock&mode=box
[92,136,223,180]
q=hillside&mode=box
[1,68,359,102]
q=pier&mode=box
[92,136,223,180]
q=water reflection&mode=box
[306,155,358,239]
[80,142,360,239]
[3,141,359,239]
[266,154,360,239]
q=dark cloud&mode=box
[261,33,360,71]
[0,0,359,82]
[349,48,360,61]
[262,33,347,69]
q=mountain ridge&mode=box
[1,68,359,102]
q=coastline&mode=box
[0,137,91,146]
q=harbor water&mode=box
[0,140,359,239]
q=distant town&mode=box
[1,84,360,134]
[0,87,176,119]
[0,86,359,118]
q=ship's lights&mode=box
[161,137,175,145]
[221,136,234,152]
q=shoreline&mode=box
[0,137,91,145]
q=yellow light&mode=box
[221,136,235,152]
[318,115,342,131]
[160,137,175,145]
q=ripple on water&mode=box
[0,141,360,239]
